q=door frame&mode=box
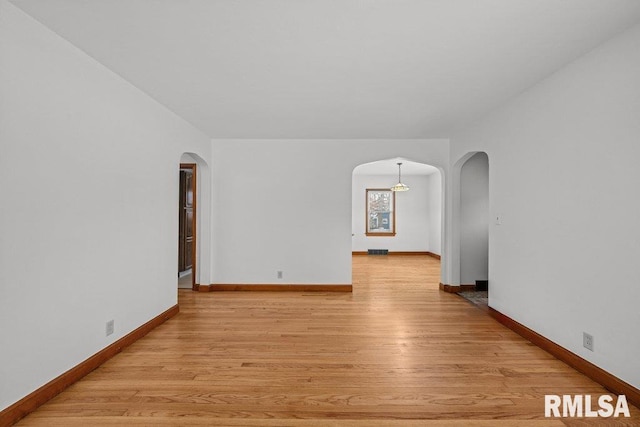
[180,163,197,291]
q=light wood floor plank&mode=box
[16,255,640,426]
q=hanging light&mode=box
[390,162,410,192]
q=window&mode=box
[366,189,395,236]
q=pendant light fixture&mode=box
[390,162,410,192]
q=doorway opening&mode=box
[178,163,197,290]
[351,158,443,287]
[457,152,489,307]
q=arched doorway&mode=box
[455,151,489,300]
[351,157,443,285]
[178,152,211,291]
[178,162,196,289]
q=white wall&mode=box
[0,1,211,410]
[450,22,640,388]
[460,152,489,284]
[180,153,198,163]
[351,173,440,253]
[211,139,448,285]
[427,173,442,256]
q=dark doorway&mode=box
[179,163,197,290]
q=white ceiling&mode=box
[10,0,640,139]
[354,158,439,176]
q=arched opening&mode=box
[178,152,211,291]
[351,157,443,286]
[456,152,489,304]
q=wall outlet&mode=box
[583,332,594,351]
[106,320,114,336]
[277,270,283,279]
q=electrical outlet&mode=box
[277,270,283,279]
[106,320,114,336]
[583,332,594,351]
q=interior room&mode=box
[2,0,640,425]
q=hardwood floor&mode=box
[16,256,640,426]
